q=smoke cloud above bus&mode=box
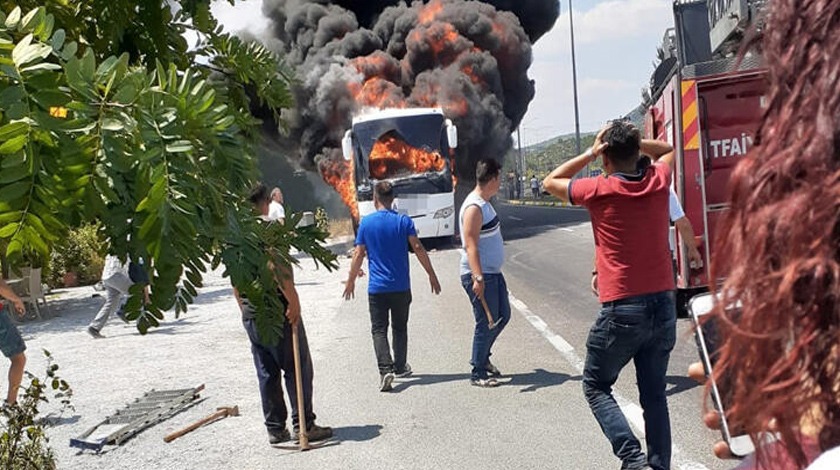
[260,0,559,214]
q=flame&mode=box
[368,135,446,180]
[419,0,444,25]
[349,78,405,109]
[320,157,359,220]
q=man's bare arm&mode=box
[640,139,675,170]
[343,245,367,299]
[675,216,703,267]
[276,263,301,325]
[409,236,441,294]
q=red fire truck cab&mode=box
[644,0,767,316]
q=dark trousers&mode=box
[368,291,412,375]
[582,291,676,470]
[242,318,316,433]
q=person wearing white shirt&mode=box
[268,187,285,223]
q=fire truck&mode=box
[645,0,767,316]
[341,107,459,240]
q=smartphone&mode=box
[688,292,755,457]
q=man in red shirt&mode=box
[544,121,676,470]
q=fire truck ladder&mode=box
[70,384,205,452]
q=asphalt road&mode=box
[494,201,728,470]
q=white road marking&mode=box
[560,228,574,232]
[508,293,709,470]
[508,216,523,221]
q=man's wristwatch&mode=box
[472,274,484,283]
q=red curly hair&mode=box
[709,0,840,467]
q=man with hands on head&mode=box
[544,121,677,470]
[343,181,441,392]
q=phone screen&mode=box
[689,293,755,457]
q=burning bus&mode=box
[341,107,459,240]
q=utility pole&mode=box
[568,0,584,175]
[516,126,524,197]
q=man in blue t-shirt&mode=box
[343,182,441,392]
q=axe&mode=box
[480,296,502,330]
[164,405,239,443]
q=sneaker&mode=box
[293,423,333,442]
[87,326,104,339]
[470,377,500,388]
[395,364,413,378]
[379,372,395,392]
[486,361,501,378]
[268,428,291,444]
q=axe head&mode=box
[217,405,240,417]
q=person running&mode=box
[0,277,25,405]
[544,121,676,470]
[234,183,332,445]
[343,181,441,392]
[460,158,511,388]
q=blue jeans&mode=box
[461,273,511,380]
[582,291,676,470]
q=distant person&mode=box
[234,183,331,445]
[530,175,539,198]
[0,277,25,405]
[87,255,133,338]
[460,158,511,387]
[544,121,676,470]
[268,187,285,223]
[343,181,441,392]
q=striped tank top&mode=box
[459,192,504,275]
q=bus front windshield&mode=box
[353,114,452,197]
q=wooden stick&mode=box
[479,296,499,329]
[291,323,310,451]
[163,406,238,443]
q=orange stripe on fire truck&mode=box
[681,80,700,150]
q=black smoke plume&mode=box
[260,0,558,193]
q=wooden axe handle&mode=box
[479,296,495,325]
[164,409,229,443]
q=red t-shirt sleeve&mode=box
[569,177,598,207]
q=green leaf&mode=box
[21,62,61,73]
[165,141,192,153]
[60,41,77,61]
[50,29,65,51]
[21,7,40,32]
[0,222,19,237]
[0,181,30,201]
[100,118,124,131]
[0,134,27,154]
[80,49,95,82]
[0,121,30,140]
[5,6,21,29]
[0,164,30,184]
[11,34,52,68]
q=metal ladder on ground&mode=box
[70,384,204,452]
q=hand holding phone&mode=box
[689,293,756,458]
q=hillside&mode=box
[508,104,646,178]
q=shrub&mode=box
[0,350,73,470]
[47,223,106,287]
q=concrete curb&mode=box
[503,199,585,209]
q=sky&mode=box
[211,0,674,146]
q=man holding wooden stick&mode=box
[233,184,332,445]
[459,158,511,388]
